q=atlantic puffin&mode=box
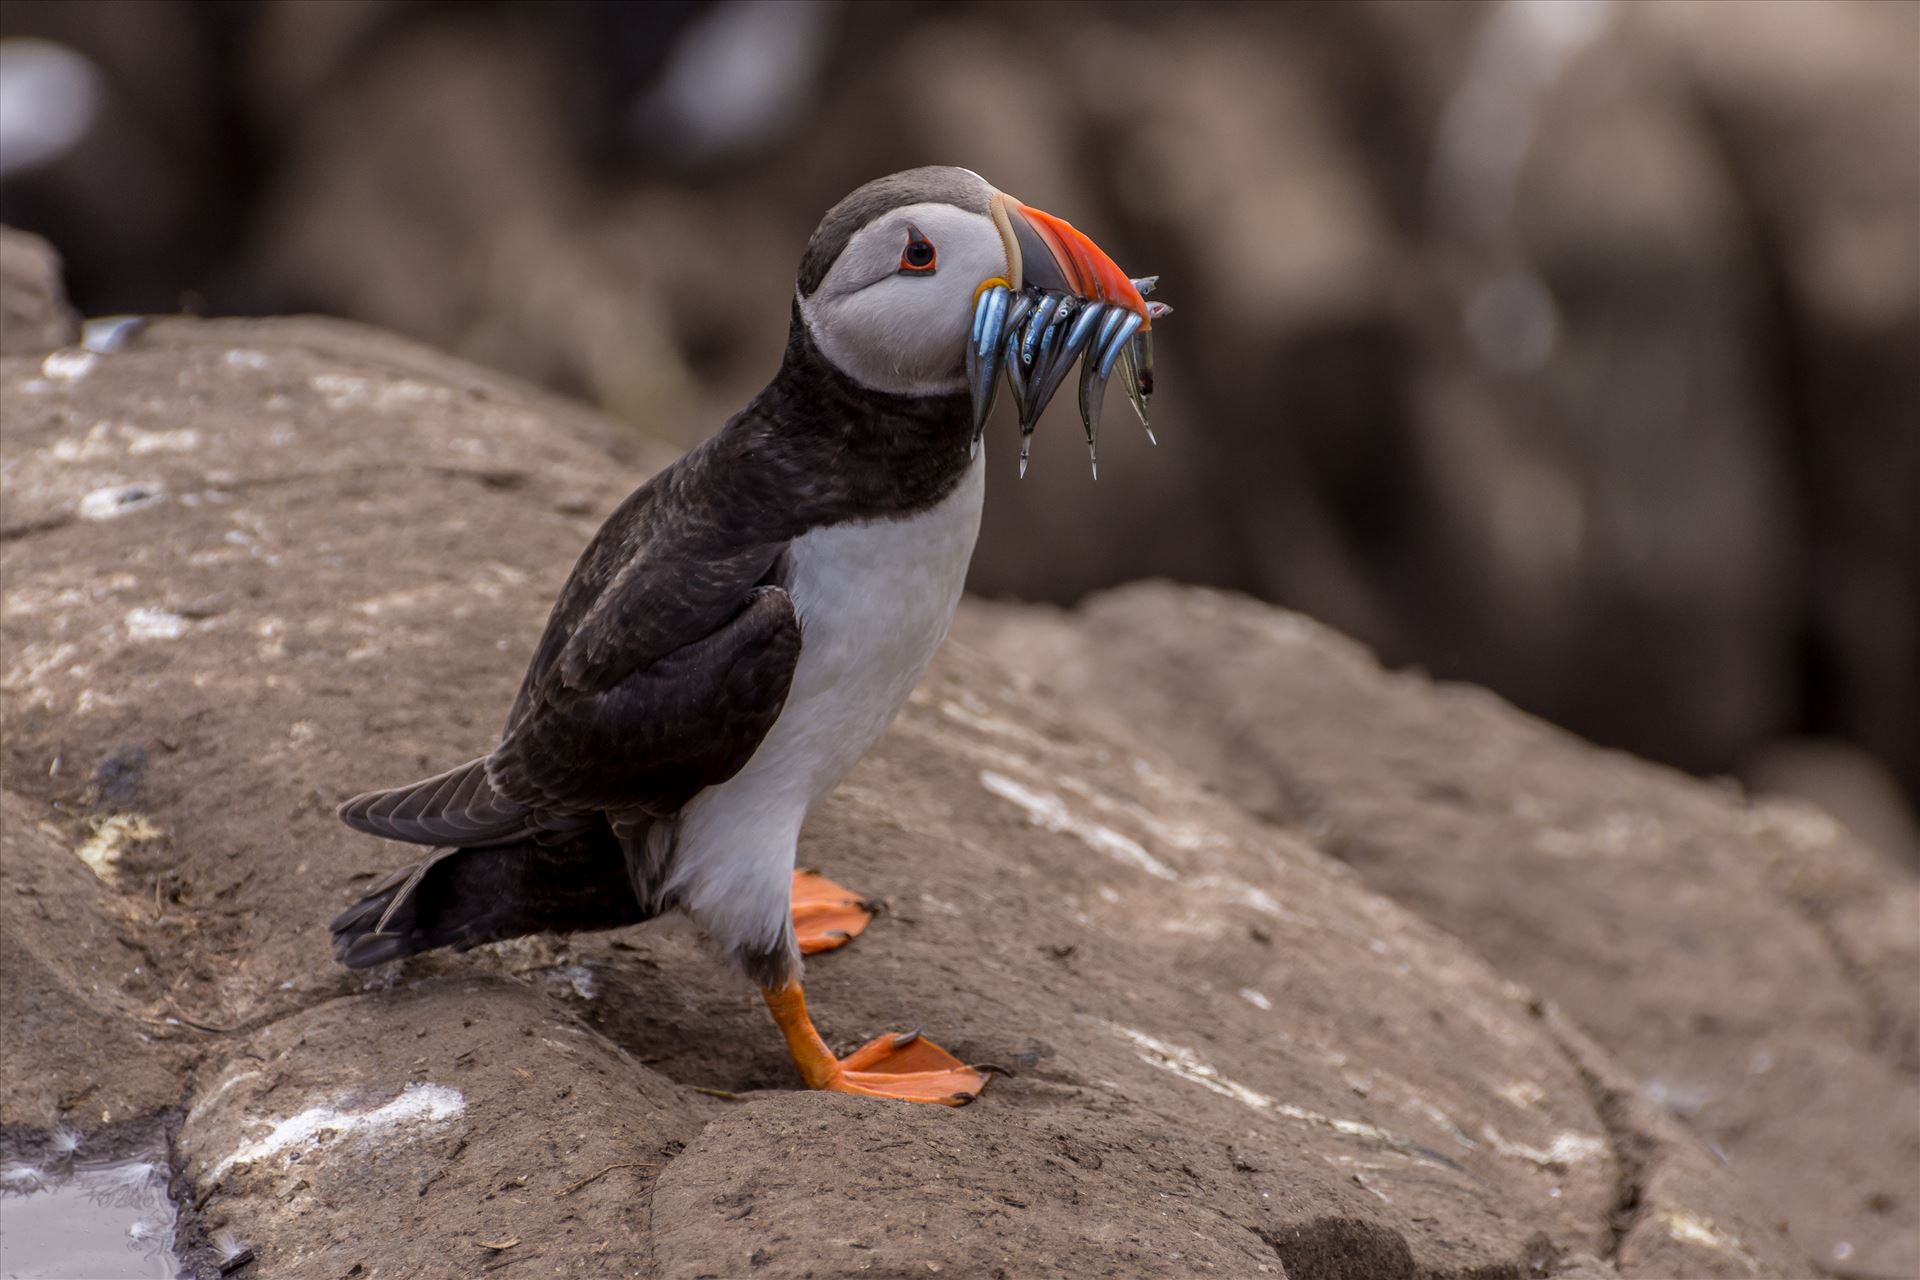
[331,166,1164,1104]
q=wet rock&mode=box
[0,315,1815,1276]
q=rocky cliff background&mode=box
[2,0,1915,868]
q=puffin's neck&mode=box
[713,306,977,534]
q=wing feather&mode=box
[488,585,800,817]
[340,442,802,849]
[339,757,555,847]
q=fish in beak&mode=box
[967,193,1172,477]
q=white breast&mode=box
[665,447,986,958]
[774,451,986,800]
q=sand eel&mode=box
[331,167,1165,1104]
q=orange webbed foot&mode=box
[762,983,988,1106]
[828,1030,990,1104]
[791,869,874,955]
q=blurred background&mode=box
[2,0,1915,865]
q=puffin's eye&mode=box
[899,226,936,275]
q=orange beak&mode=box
[993,194,1151,327]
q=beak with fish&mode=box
[967,193,1171,477]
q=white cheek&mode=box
[801,208,1009,397]
[843,279,972,389]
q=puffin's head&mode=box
[796,166,1162,470]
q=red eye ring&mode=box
[899,225,937,275]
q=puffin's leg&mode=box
[790,869,874,955]
[762,982,988,1105]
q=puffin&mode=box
[331,166,1165,1105]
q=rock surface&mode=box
[0,227,80,356]
[959,586,1920,1279]
[0,315,1833,1278]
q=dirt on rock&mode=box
[0,310,1832,1278]
[2,788,192,1131]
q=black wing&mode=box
[339,444,802,844]
[487,583,799,816]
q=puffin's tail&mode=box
[330,824,648,969]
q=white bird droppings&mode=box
[979,771,1178,881]
[1238,988,1274,1011]
[1478,1124,1606,1166]
[1494,1079,1546,1109]
[1112,1025,1402,1145]
[124,426,200,455]
[125,608,187,641]
[1188,873,1299,921]
[78,483,165,521]
[209,1082,465,1182]
[310,372,452,413]
[1659,1208,1749,1257]
[40,349,97,381]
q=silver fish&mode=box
[966,278,1170,477]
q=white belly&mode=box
[666,448,985,957]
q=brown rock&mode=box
[957,582,1920,1278]
[0,791,189,1129]
[176,979,705,1278]
[0,226,79,355]
[1,318,1809,1277]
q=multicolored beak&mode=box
[968,193,1171,477]
[1000,198,1151,321]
